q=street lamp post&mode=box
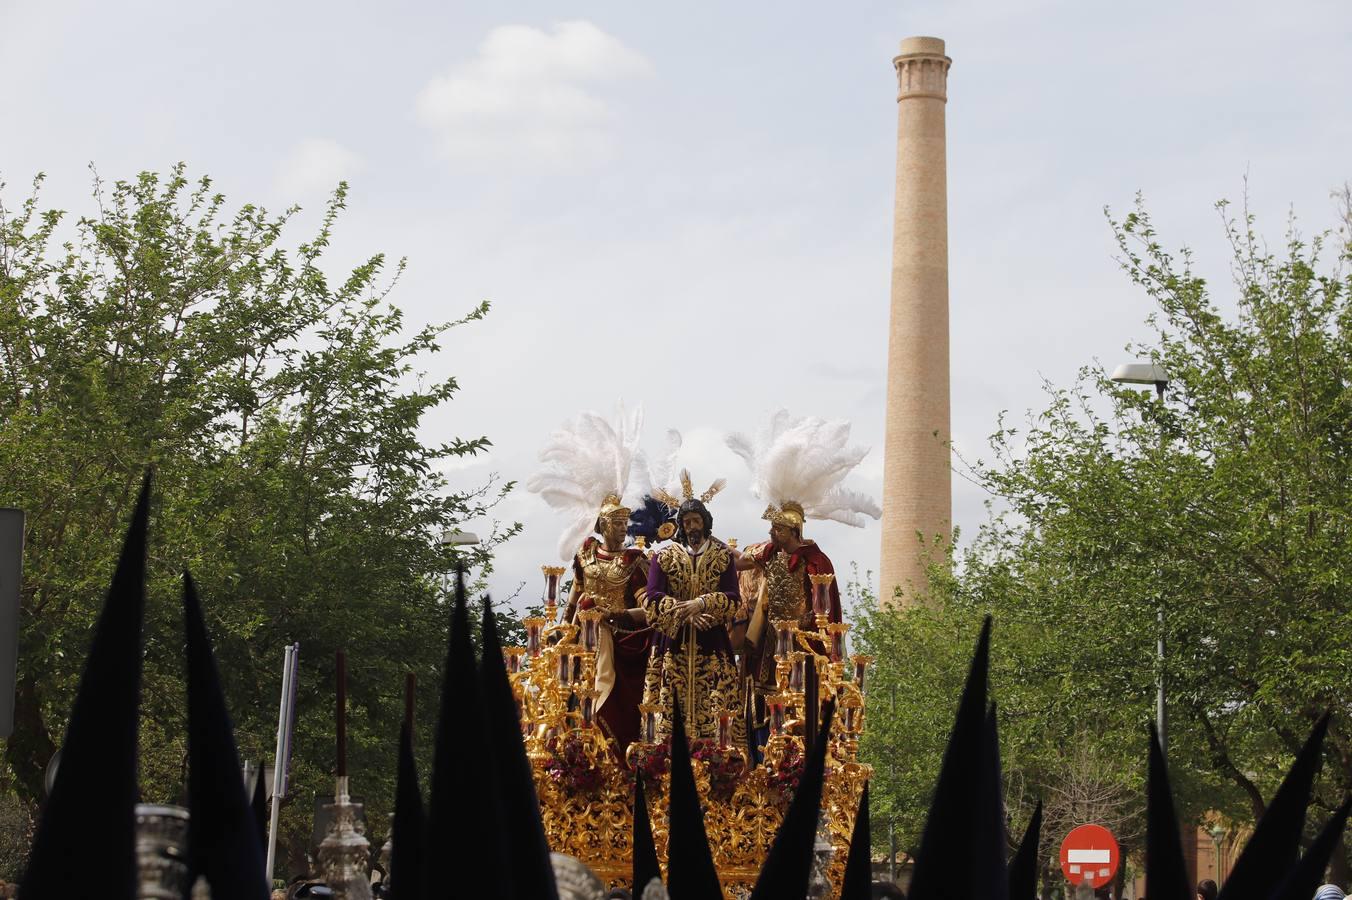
[438,529,480,597]
[1111,362,1170,758]
[1208,823,1226,882]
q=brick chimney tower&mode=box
[880,36,952,605]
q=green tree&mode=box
[0,167,516,877]
[858,190,1352,879]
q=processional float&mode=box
[509,563,872,897]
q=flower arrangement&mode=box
[543,731,605,796]
[628,740,671,783]
[767,744,806,808]
[689,739,747,802]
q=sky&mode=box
[3,0,1350,611]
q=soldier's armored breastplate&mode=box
[581,549,632,613]
[763,552,807,622]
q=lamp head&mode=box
[439,530,480,547]
[1110,362,1169,386]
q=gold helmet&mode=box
[762,500,807,533]
[597,492,632,523]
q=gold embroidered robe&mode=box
[642,539,741,741]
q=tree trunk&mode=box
[2,677,55,804]
[1329,832,1351,887]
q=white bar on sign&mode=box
[1067,849,1111,864]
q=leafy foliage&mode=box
[857,192,1352,882]
[0,167,517,877]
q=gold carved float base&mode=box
[531,729,870,899]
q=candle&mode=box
[525,618,544,658]
[581,691,596,727]
[809,573,834,617]
[718,715,732,749]
[542,566,563,604]
[770,697,786,735]
[789,653,805,693]
[579,609,600,651]
[831,630,845,663]
[774,621,794,660]
[335,650,347,778]
[852,655,871,694]
[558,650,571,684]
[644,707,657,744]
[542,565,565,621]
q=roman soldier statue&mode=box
[726,410,881,752]
[527,404,652,760]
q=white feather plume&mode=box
[526,402,645,559]
[725,410,881,528]
[630,430,683,504]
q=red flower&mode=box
[543,732,606,796]
[767,747,806,807]
[629,740,671,782]
[688,739,747,802]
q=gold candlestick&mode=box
[541,565,566,622]
[851,654,873,694]
[772,620,796,659]
[523,617,547,658]
[577,608,603,652]
[826,622,850,662]
[809,572,835,618]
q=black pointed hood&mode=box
[665,703,723,900]
[22,471,152,900]
[1008,800,1042,900]
[906,616,996,900]
[838,783,873,900]
[479,593,557,900]
[632,772,662,894]
[1218,714,1331,900]
[424,568,508,898]
[183,572,269,899]
[389,721,426,900]
[976,702,1010,900]
[749,702,836,900]
[1267,797,1352,900]
[1147,722,1191,900]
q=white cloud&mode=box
[415,21,653,167]
[274,138,363,199]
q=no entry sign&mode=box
[1060,824,1120,888]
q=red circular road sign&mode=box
[1060,824,1120,888]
